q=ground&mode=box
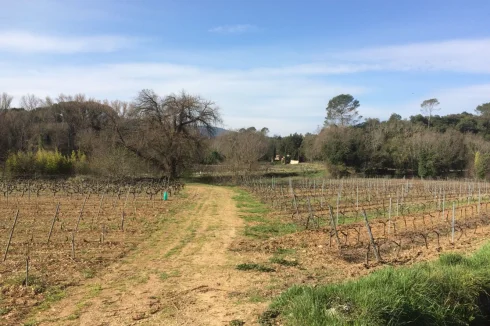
[18,183,490,326]
[30,185,269,326]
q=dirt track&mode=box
[33,185,268,326]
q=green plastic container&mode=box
[163,191,168,201]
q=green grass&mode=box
[88,284,102,297]
[0,306,12,316]
[158,270,180,280]
[269,256,299,267]
[164,221,199,257]
[265,243,490,325]
[236,263,275,273]
[82,268,95,279]
[32,285,67,315]
[2,274,66,316]
[233,188,298,239]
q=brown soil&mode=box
[11,184,490,326]
[30,185,270,326]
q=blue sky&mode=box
[1,0,490,135]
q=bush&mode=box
[6,149,87,176]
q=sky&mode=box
[1,0,490,135]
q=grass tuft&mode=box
[233,189,298,239]
[269,257,299,267]
[266,243,490,325]
[236,263,275,273]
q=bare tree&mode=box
[215,128,269,178]
[56,93,73,103]
[110,100,133,118]
[41,96,55,107]
[20,94,42,111]
[0,92,13,110]
[73,93,87,103]
[420,98,440,128]
[114,89,222,178]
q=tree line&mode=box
[0,90,220,179]
[1,91,490,179]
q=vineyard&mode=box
[243,177,490,265]
[0,178,183,322]
[3,176,490,325]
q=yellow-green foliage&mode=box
[6,149,87,176]
[475,151,488,180]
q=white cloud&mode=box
[2,34,490,134]
[364,83,490,121]
[339,38,490,73]
[208,24,258,34]
[416,84,490,116]
[0,31,135,54]
[0,62,367,135]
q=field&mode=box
[243,177,490,265]
[0,178,182,324]
[2,176,490,325]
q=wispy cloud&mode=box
[208,24,258,34]
[338,38,490,73]
[0,61,366,135]
[0,31,135,54]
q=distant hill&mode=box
[199,126,229,138]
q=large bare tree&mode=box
[0,92,13,110]
[20,93,42,111]
[114,89,222,178]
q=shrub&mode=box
[6,149,87,176]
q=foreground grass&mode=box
[265,244,490,326]
[232,188,298,239]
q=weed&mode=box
[275,248,296,255]
[269,257,299,267]
[236,263,275,273]
[249,292,268,303]
[158,270,180,280]
[88,284,102,297]
[258,309,280,326]
[0,306,12,316]
[229,319,245,326]
[82,268,95,279]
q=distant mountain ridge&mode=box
[199,126,229,137]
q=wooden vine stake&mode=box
[451,202,456,244]
[74,195,88,233]
[388,197,392,234]
[93,194,104,230]
[121,187,130,232]
[25,256,30,287]
[47,202,60,244]
[71,232,76,259]
[305,196,314,229]
[362,210,381,263]
[25,234,32,287]
[3,210,19,262]
[328,205,341,250]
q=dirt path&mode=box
[33,185,268,326]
